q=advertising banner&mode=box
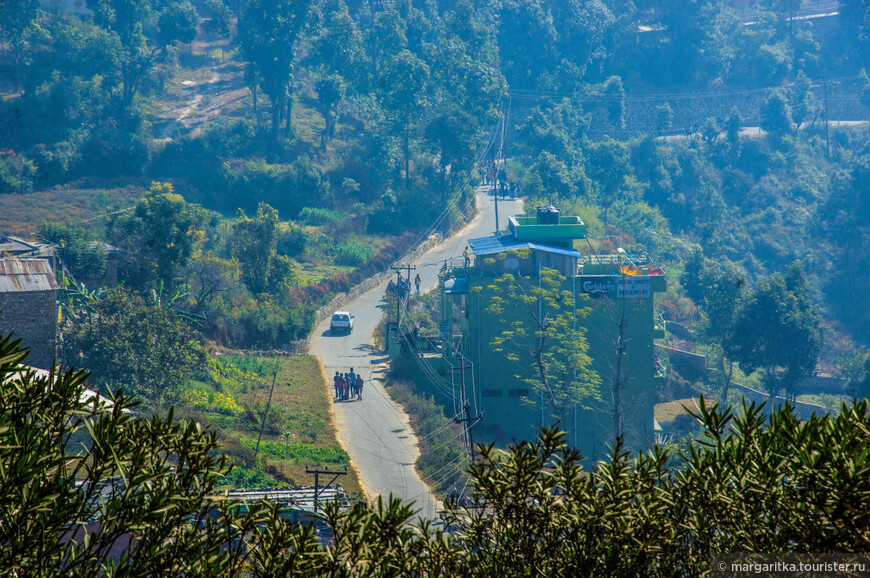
[580,276,650,299]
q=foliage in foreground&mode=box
[4,330,870,576]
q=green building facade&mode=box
[435,209,666,461]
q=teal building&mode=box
[434,208,666,461]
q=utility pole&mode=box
[493,101,507,233]
[254,371,279,461]
[305,466,347,513]
[390,264,416,328]
[824,81,830,160]
[451,348,481,461]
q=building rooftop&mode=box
[468,234,584,259]
[0,235,55,258]
[0,258,61,292]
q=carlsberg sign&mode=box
[582,277,650,299]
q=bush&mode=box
[333,239,376,267]
[0,153,36,195]
[277,224,308,257]
[298,206,345,225]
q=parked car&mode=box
[330,311,354,334]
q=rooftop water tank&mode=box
[536,205,560,225]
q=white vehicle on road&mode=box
[330,311,354,334]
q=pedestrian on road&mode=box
[414,273,421,295]
[464,246,470,267]
[338,373,347,401]
[348,368,356,397]
[333,371,341,399]
[356,375,364,400]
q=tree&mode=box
[184,254,242,311]
[790,71,819,130]
[486,259,601,423]
[655,103,673,133]
[820,159,870,341]
[760,89,793,139]
[87,0,192,111]
[495,0,558,89]
[307,0,366,86]
[377,49,431,191]
[155,0,199,54]
[39,221,107,285]
[602,75,625,131]
[587,137,634,224]
[0,0,40,90]
[233,202,280,295]
[681,249,744,400]
[107,182,207,292]
[454,400,870,574]
[239,0,313,135]
[725,264,822,399]
[0,329,327,576]
[64,288,205,406]
[845,356,870,400]
[314,74,346,148]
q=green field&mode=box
[175,351,362,497]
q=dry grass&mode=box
[0,185,143,237]
[654,398,699,424]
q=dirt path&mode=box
[152,61,249,139]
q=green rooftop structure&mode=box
[430,206,666,460]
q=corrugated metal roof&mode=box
[468,235,584,258]
[0,236,53,257]
[0,259,61,292]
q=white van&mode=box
[330,311,354,334]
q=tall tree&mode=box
[0,0,40,90]
[232,202,280,295]
[107,182,207,292]
[725,264,822,400]
[486,258,601,423]
[239,0,313,135]
[88,0,197,111]
[602,75,625,131]
[681,249,745,401]
[760,89,793,139]
[377,49,431,191]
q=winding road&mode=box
[308,186,522,519]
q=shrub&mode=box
[333,239,376,266]
[298,206,345,225]
[0,152,36,195]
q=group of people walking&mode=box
[480,161,519,199]
[334,368,363,401]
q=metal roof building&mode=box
[0,258,61,369]
[0,259,62,292]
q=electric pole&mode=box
[305,466,347,513]
[254,371,279,461]
[451,349,481,461]
[391,264,416,328]
[824,81,830,160]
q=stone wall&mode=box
[0,290,57,369]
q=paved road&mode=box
[308,186,522,520]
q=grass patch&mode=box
[654,398,698,424]
[0,184,143,237]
